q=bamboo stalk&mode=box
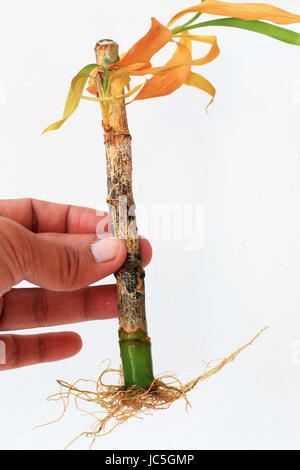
[94,40,154,389]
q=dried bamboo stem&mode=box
[94,40,154,388]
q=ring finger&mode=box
[0,332,82,371]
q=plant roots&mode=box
[35,327,267,449]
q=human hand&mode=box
[0,199,152,371]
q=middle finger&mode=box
[0,285,118,331]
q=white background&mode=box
[0,0,300,450]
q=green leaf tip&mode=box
[175,18,300,46]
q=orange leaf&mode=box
[117,18,172,69]
[132,40,192,102]
[176,33,220,66]
[86,17,169,96]
[168,1,300,27]
[86,67,100,95]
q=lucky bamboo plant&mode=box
[42,1,300,446]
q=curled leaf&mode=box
[42,64,99,134]
[108,69,131,97]
[184,70,216,109]
[168,1,300,28]
[176,33,220,65]
[80,83,143,102]
[132,40,192,102]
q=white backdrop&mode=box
[0,0,300,450]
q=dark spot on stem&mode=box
[121,270,138,293]
[135,292,143,301]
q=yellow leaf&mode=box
[80,83,143,102]
[42,65,99,134]
[177,34,220,65]
[109,69,131,97]
[184,70,216,109]
[179,29,192,52]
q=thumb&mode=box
[0,217,127,292]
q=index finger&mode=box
[0,198,108,234]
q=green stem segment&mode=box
[119,330,154,388]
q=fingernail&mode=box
[91,237,121,263]
[95,232,112,240]
[0,340,6,365]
